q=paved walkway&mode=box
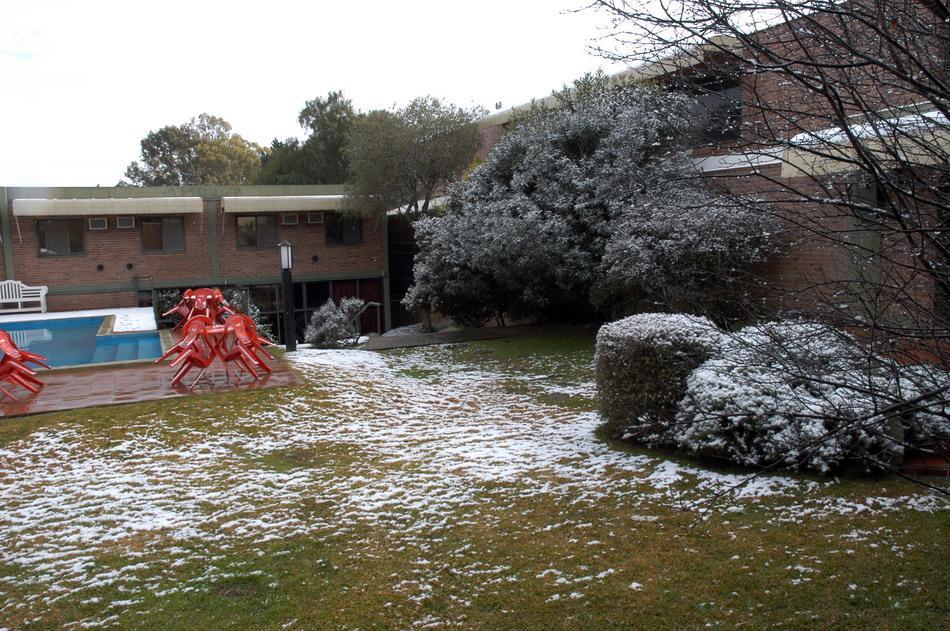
[0,356,300,418]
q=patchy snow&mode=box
[0,307,156,332]
[0,344,944,625]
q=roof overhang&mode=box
[782,106,949,178]
[12,197,204,217]
[220,195,345,213]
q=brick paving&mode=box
[0,355,301,418]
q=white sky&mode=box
[0,0,625,187]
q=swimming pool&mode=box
[1,316,163,368]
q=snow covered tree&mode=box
[406,74,776,324]
[594,187,780,320]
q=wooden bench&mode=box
[0,281,48,314]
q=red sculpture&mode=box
[157,289,275,388]
[162,288,236,328]
[0,330,50,400]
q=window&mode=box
[117,216,135,229]
[685,79,742,144]
[142,217,185,252]
[282,213,299,226]
[307,212,324,224]
[88,217,108,231]
[37,219,84,256]
[236,214,278,248]
[326,214,363,245]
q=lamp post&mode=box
[278,240,296,352]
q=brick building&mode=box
[0,185,390,341]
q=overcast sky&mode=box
[0,0,625,187]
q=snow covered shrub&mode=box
[593,188,780,322]
[304,298,365,348]
[901,364,950,455]
[595,313,724,441]
[675,321,950,473]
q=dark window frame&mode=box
[235,214,279,249]
[682,77,743,145]
[325,213,363,246]
[36,218,85,257]
[141,215,186,253]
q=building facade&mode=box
[0,185,391,341]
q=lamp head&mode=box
[278,240,293,270]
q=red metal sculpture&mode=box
[162,288,236,328]
[0,330,50,400]
[157,289,275,388]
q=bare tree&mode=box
[586,0,949,476]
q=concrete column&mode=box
[0,188,14,280]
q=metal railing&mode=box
[348,301,383,335]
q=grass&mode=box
[0,325,946,629]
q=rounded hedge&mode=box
[596,314,950,474]
[676,322,950,473]
[595,313,723,443]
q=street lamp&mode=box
[278,240,296,352]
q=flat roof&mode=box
[12,197,204,216]
[220,195,346,213]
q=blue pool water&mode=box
[0,317,162,368]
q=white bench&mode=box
[0,280,48,314]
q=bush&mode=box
[675,322,950,473]
[595,314,950,474]
[595,313,723,441]
[304,298,365,348]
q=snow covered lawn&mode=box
[0,329,945,628]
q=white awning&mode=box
[12,197,204,217]
[220,195,346,213]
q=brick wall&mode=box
[10,211,212,289]
[3,196,386,312]
[216,204,385,279]
[706,164,935,321]
[47,291,136,311]
[478,124,507,160]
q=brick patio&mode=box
[0,355,301,418]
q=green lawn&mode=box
[0,327,946,629]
